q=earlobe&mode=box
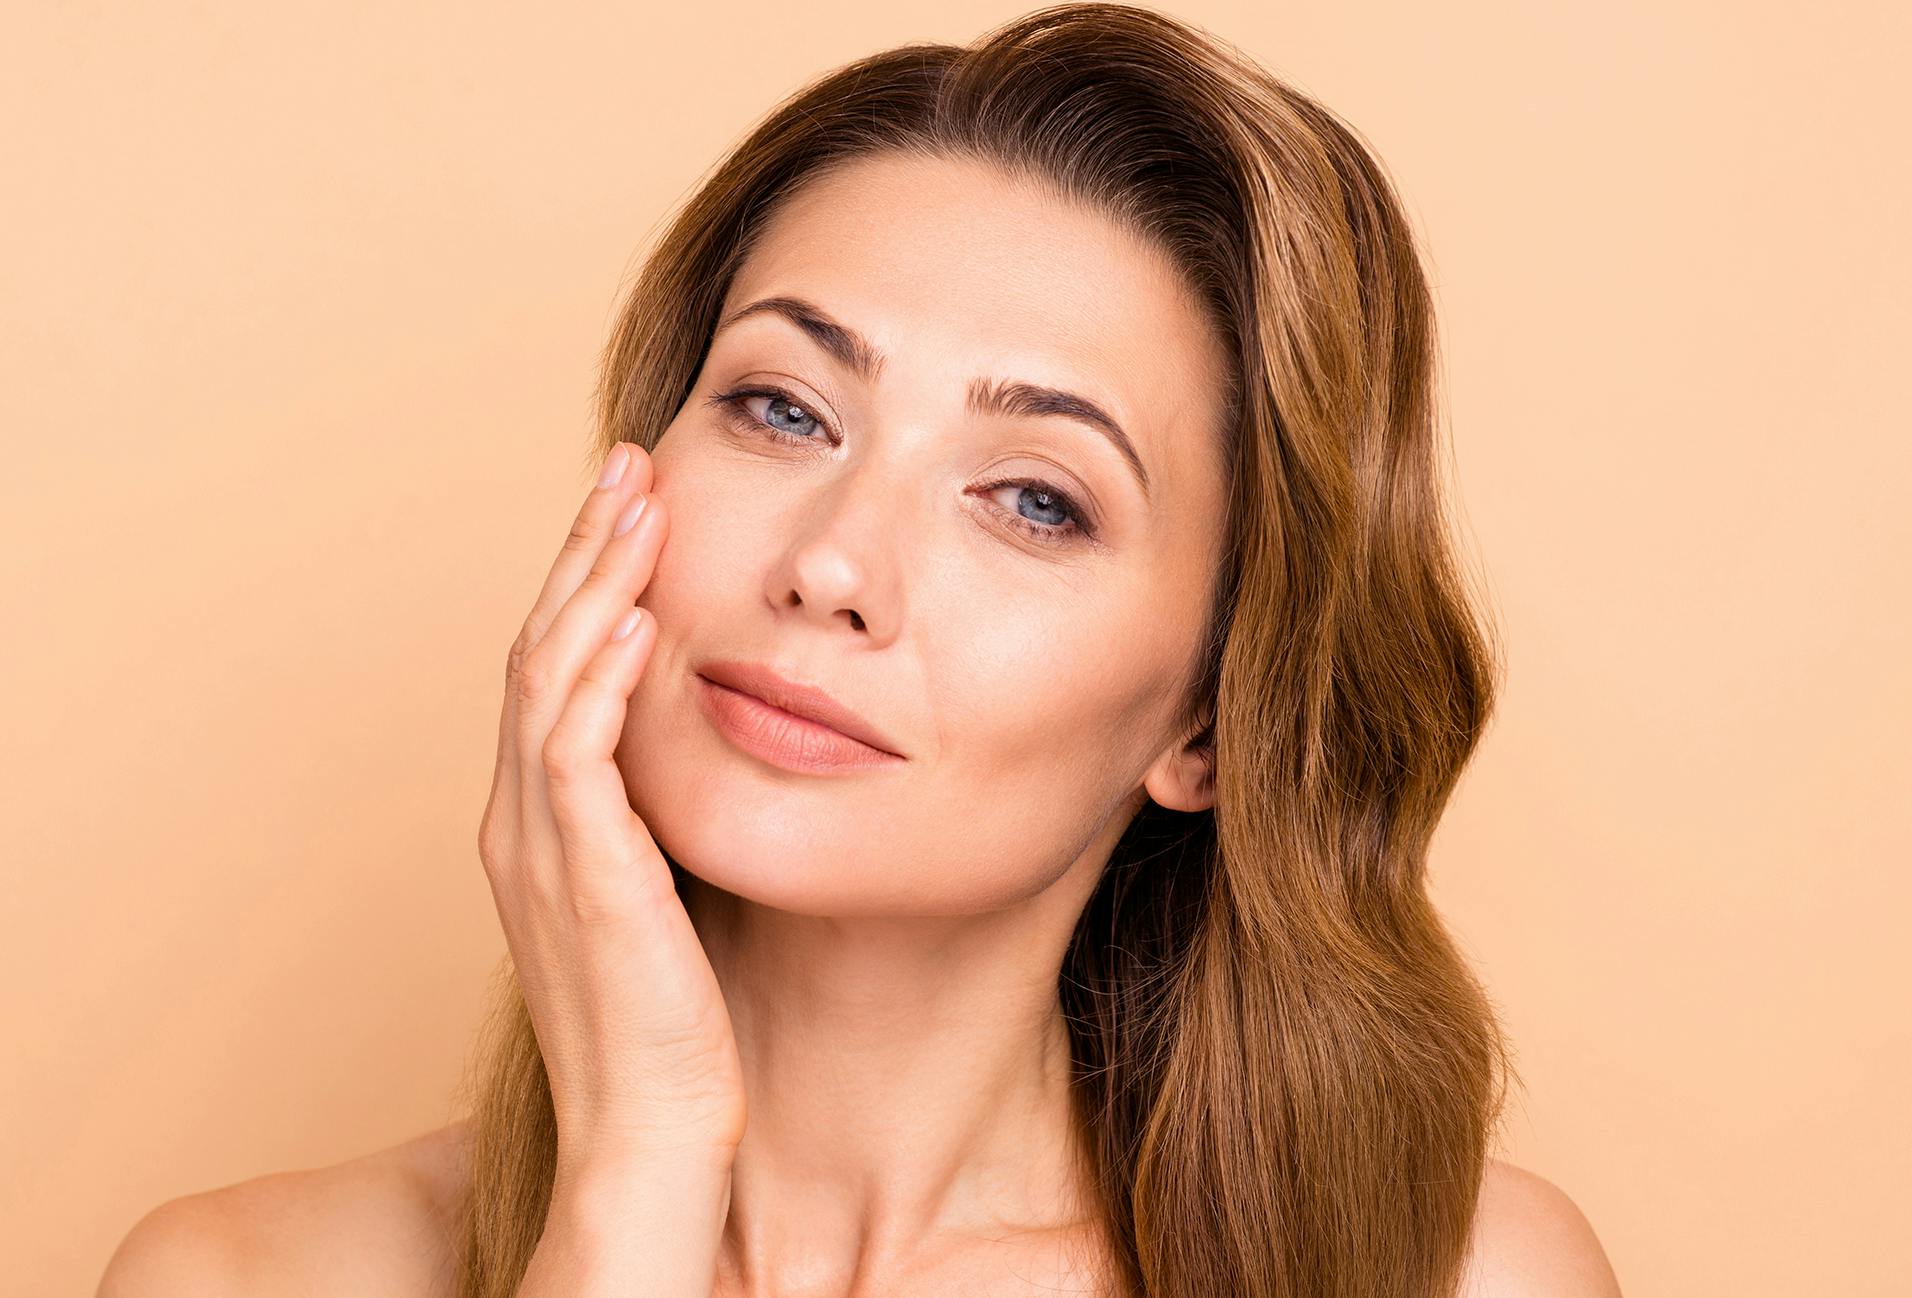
[1144,739,1215,813]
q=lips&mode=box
[694,659,905,758]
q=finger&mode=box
[514,491,669,901]
[541,604,668,906]
[497,447,661,822]
[489,447,653,864]
[529,441,656,651]
[501,441,656,748]
[514,485,667,774]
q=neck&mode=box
[680,856,1110,1292]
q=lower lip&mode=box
[695,674,904,774]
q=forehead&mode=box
[718,151,1228,498]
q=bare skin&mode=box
[99,153,1624,1297]
[96,1120,1621,1296]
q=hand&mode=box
[477,441,745,1180]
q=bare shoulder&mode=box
[1455,1158,1624,1297]
[97,1118,475,1298]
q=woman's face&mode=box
[616,150,1230,917]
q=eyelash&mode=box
[703,383,1100,548]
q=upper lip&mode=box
[696,659,905,757]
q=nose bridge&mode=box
[814,403,945,543]
[775,432,922,630]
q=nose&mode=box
[765,462,909,641]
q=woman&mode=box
[101,4,1621,1296]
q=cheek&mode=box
[599,453,1176,915]
[931,585,1164,762]
[904,633,1168,873]
[629,467,779,634]
[952,659,1163,809]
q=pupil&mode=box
[772,398,810,432]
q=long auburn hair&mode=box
[453,4,1516,1295]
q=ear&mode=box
[1142,715,1215,813]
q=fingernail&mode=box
[596,443,630,491]
[613,491,647,536]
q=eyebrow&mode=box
[712,294,1152,502]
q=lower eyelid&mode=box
[978,481,1091,540]
[713,389,1096,546]
[723,389,832,442]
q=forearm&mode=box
[515,1151,734,1298]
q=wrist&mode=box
[553,1140,736,1211]
[527,1151,733,1297]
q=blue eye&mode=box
[715,386,827,441]
[974,478,1093,548]
[702,382,1100,548]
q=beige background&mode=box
[4,2,1906,1294]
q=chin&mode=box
[648,813,1010,920]
[628,780,865,915]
